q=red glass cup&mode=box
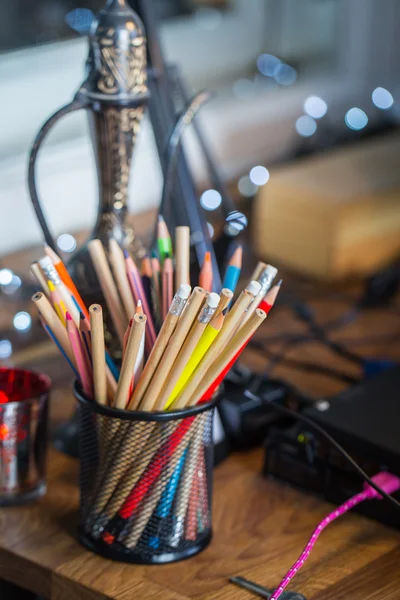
[0,367,50,506]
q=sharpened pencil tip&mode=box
[80,311,85,320]
[158,214,165,223]
[151,249,159,259]
[66,311,72,321]
[277,279,283,287]
[123,249,130,259]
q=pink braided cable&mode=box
[269,490,369,600]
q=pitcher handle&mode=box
[28,94,90,250]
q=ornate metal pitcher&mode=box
[28,0,149,304]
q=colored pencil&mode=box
[171,282,261,410]
[258,279,282,314]
[40,256,80,326]
[141,255,154,315]
[66,312,93,397]
[199,251,213,292]
[181,309,266,408]
[124,250,157,353]
[157,292,219,411]
[222,245,242,293]
[157,215,173,263]
[165,307,224,410]
[44,244,89,319]
[109,239,136,321]
[47,280,67,325]
[41,318,78,378]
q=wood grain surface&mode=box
[0,214,400,599]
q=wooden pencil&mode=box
[133,300,145,378]
[162,257,174,320]
[89,304,107,406]
[242,264,277,325]
[140,287,206,411]
[32,292,75,367]
[171,284,260,410]
[44,244,89,319]
[181,309,266,408]
[250,261,268,283]
[214,288,234,316]
[127,284,191,410]
[175,226,190,289]
[109,239,136,321]
[88,239,127,345]
[156,292,219,411]
[199,251,213,292]
[30,262,50,297]
[114,313,147,410]
[66,312,93,397]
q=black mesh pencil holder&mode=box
[75,382,216,564]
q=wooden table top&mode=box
[1,225,400,599]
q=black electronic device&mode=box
[263,366,400,529]
[218,368,288,449]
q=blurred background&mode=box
[1,0,399,253]
[1,4,400,595]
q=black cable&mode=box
[256,347,360,384]
[262,399,400,511]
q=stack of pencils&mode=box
[30,218,281,558]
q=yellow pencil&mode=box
[164,310,224,409]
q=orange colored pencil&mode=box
[199,251,213,292]
[44,245,89,320]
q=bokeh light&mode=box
[372,87,394,110]
[57,233,77,253]
[295,115,317,137]
[345,107,368,130]
[304,96,327,119]
[249,166,270,186]
[200,189,222,211]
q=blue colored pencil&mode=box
[148,449,188,549]
[222,245,242,293]
[43,323,79,379]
